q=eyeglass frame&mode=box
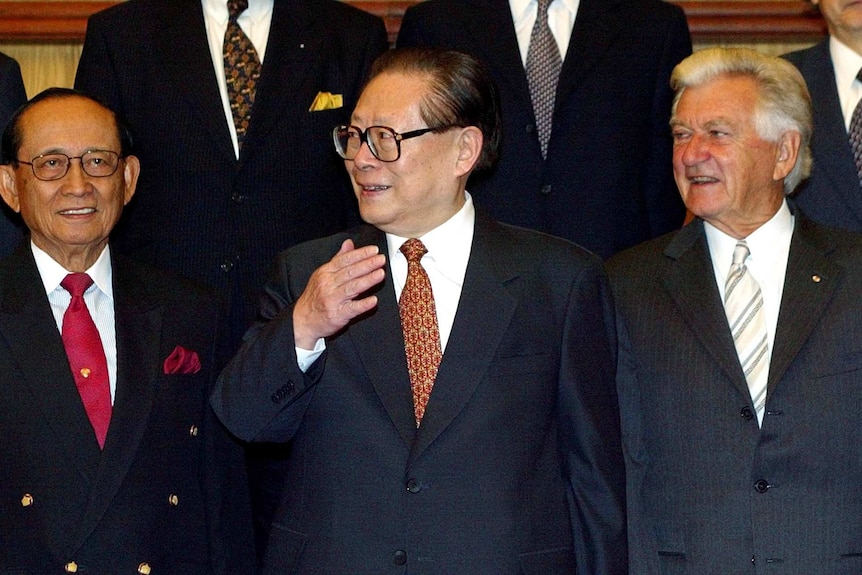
[14,150,124,182]
[333,124,452,163]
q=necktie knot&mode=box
[61,273,94,298]
[732,241,750,267]
[537,0,552,15]
[227,0,249,20]
[400,238,428,263]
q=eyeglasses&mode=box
[16,150,123,181]
[333,125,446,163]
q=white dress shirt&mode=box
[509,0,580,65]
[201,0,274,158]
[33,243,118,403]
[705,200,794,360]
[296,194,477,371]
[828,36,862,132]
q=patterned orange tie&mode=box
[224,0,261,150]
[399,239,442,426]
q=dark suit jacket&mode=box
[0,52,27,257]
[211,213,627,575]
[0,244,254,574]
[397,0,691,259]
[608,212,862,574]
[75,0,388,357]
[785,40,862,232]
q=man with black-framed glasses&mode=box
[213,47,627,574]
[0,88,254,574]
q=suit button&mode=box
[189,424,199,437]
[393,549,407,565]
[540,184,552,195]
[138,563,152,574]
[740,406,754,420]
[406,478,421,493]
[21,493,33,507]
[168,494,179,506]
[231,192,247,203]
[64,562,78,573]
[220,261,234,272]
[754,479,770,493]
[525,123,535,134]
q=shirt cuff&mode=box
[296,338,326,372]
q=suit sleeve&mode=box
[0,54,26,257]
[642,5,691,237]
[210,254,322,443]
[557,258,628,575]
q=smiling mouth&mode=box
[689,176,719,184]
[58,208,96,215]
[361,185,390,192]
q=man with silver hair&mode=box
[608,47,862,574]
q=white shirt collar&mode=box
[31,241,114,301]
[201,0,273,27]
[509,0,578,23]
[386,192,475,284]
[829,36,862,128]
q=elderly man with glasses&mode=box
[212,47,627,575]
[0,88,254,574]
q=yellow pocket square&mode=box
[309,91,343,112]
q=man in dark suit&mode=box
[609,48,862,574]
[75,0,389,553]
[785,0,862,231]
[0,52,27,256]
[212,47,627,574]
[0,88,253,574]
[397,0,691,259]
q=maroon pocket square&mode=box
[163,345,202,375]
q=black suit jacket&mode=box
[0,245,254,574]
[397,0,691,258]
[212,213,627,574]
[608,212,862,574]
[75,0,388,357]
[0,52,27,257]
[785,40,862,232]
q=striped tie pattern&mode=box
[224,0,261,150]
[724,241,769,425]
[849,69,862,186]
[525,0,561,159]
[398,239,442,426]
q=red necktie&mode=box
[398,239,442,426]
[61,273,111,449]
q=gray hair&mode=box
[670,47,812,194]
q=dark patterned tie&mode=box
[849,69,862,186]
[398,239,442,426]
[224,0,261,150]
[61,273,112,449]
[526,0,562,159]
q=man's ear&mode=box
[773,130,800,182]
[454,126,483,178]
[0,165,21,213]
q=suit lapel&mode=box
[408,216,518,466]
[661,222,752,399]
[799,40,862,222]
[242,0,319,157]
[0,248,101,480]
[556,0,626,106]
[72,255,164,551]
[768,215,841,391]
[157,0,236,162]
[347,227,417,448]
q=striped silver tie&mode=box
[724,241,769,425]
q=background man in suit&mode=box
[212,47,627,574]
[397,0,691,259]
[0,52,27,256]
[75,0,389,552]
[0,89,253,574]
[785,0,862,231]
[610,48,862,574]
